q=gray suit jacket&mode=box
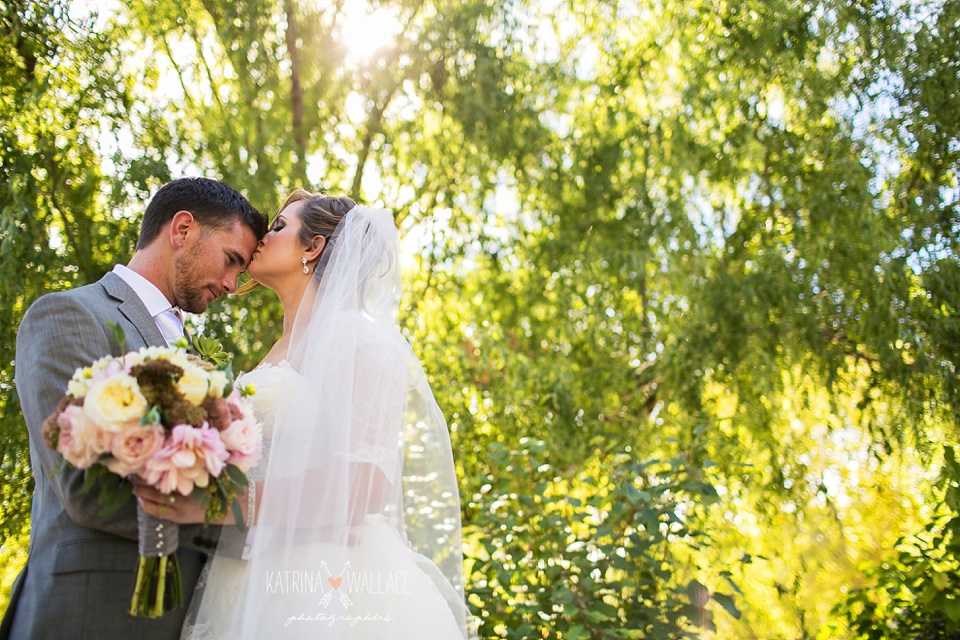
[4,272,220,639]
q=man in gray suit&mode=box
[2,177,268,639]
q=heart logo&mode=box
[328,576,343,590]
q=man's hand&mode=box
[132,479,210,525]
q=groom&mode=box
[2,177,268,639]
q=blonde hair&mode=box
[237,189,357,294]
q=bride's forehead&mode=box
[279,200,307,219]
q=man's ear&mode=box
[304,235,326,262]
[169,210,196,249]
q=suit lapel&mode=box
[98,271,165,349]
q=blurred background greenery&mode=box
[1,0,958,636]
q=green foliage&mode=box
[836,446,960,638]
[462,436,734,638]
[0,0,145,542]
[86,464,134,516]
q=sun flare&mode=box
[340,0,401,61]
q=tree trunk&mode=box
[285,0,308,185]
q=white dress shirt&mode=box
[112,264,184,345]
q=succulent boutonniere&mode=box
[192,334,232,367]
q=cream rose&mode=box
[206,370,228,399]
[176,362,210,405]
[82,374,148,433]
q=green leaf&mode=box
[933,571,949,591]
[720,572,744,595]
[564,624,589,640]
[141,405,162,426]
[623,483,644,506]
[107,320,127,352]
[225,464,248,486]
[222,362,236,397]
[83,465,104,492]
[945,597,960,623]
[99,481,132,516]
[554,587,575,605]
[712,592,742,620]
[232,498,247,533]
[99,471,120,493]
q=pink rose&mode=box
[219,417,262,473]
[56,405,104,469]
[142,424,229,495]
[224,390,245,421]
[105,424,165,477]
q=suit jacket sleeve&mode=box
[17,292,145,538]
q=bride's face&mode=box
[247,200,308,289]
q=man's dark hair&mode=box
[137,177,268,249]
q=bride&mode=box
[144,190,469,638]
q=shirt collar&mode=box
[112,264,177,318]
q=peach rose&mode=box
[56,405,104,469]
[106,424,166,477]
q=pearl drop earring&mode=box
[302,257,310,274]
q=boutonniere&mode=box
[191,334,232,367]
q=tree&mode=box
[1,0,957,635]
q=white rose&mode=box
[166,351,192,370]
[138,346,170,361]
[67,379,89,397]
[66,365,95,398]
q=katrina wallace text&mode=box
[266,570,413,595]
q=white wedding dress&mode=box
[181,361,467,639]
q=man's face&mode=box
[172,220,259,313]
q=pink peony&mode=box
[219,417,262,473]
[105,424,166,477]
[142,424,229,496]
[56,405,106,469]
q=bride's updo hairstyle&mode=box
[283,188,357,254]
[237,189,356,293]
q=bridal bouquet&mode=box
[42,341,262,618]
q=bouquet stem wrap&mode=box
[130,503,182,618]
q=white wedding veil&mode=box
[184,206,468,639]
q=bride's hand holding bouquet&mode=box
[41,337,262,618]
